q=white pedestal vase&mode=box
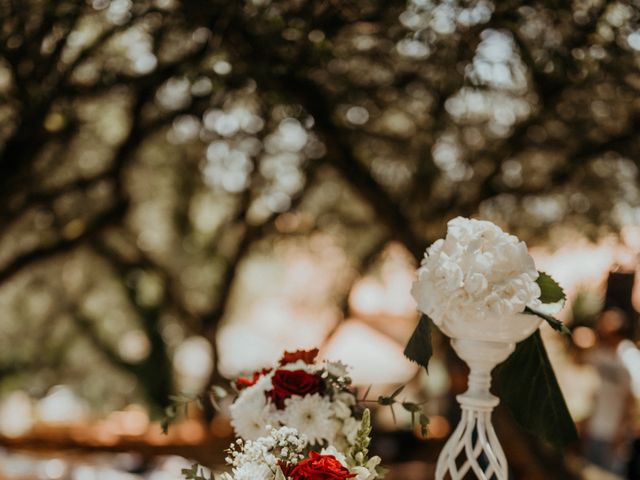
[434,313,542,480]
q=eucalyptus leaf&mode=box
[403,314,433,372]
[498,331,578,448]
[389,385,405,399]
[401,401,421,413]
[536,272,566,304]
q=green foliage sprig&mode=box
[181,464,213,480]
[360,385,429,437]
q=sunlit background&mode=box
[1,0,640,479]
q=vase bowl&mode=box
[437,311,541,345]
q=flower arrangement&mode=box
[170,348,426,480]
[199,409,382,480]
[228,348,365,449]
[405,216,578,448]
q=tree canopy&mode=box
[0,0,639,415]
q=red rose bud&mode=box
[289,452,356,480]
[279,348,320,366]
[235,368,271,390]
[266,369,324,409]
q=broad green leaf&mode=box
[403,314,433,372]
[536,272,566,304]
[498,331,578,448]
[524,306,571,336]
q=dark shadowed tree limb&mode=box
[0,199,128,285]
[93,233,204,336]
[0,32,212,285]
[278,71,425,258]
[71,309,136,373]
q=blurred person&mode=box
[584,308,636,476]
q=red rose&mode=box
[290,452,355,480]
[266,369,324,409]
[235,368,271,390]
[280,348,320,366]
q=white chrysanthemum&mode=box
[411,217,541,328]
[229,400,274,441]
[335,391,357,407]
[231,462,273,480]
[332,399,353,420]
[229,374,277,440]
[279,394,340,445]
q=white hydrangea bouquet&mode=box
[405,217,577,454]
[411,216,564,339]
[183,412,381,480]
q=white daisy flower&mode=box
[229,378,277,440]
[232,462,273,480]
[279,393,340,445]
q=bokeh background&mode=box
[1,0,640,479]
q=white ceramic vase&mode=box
[434,313,542,480]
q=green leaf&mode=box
[403,314,433,372]
[419,414,430,437]
[161,405,177,434]
[536,272,566,304]
[401,401,421,413]
[389,385,404,399]
[524,306,571,336]
[376,395,394,406]
[498,331,578,448]
[182,464,213,480]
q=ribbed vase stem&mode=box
[435,339,513,480]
